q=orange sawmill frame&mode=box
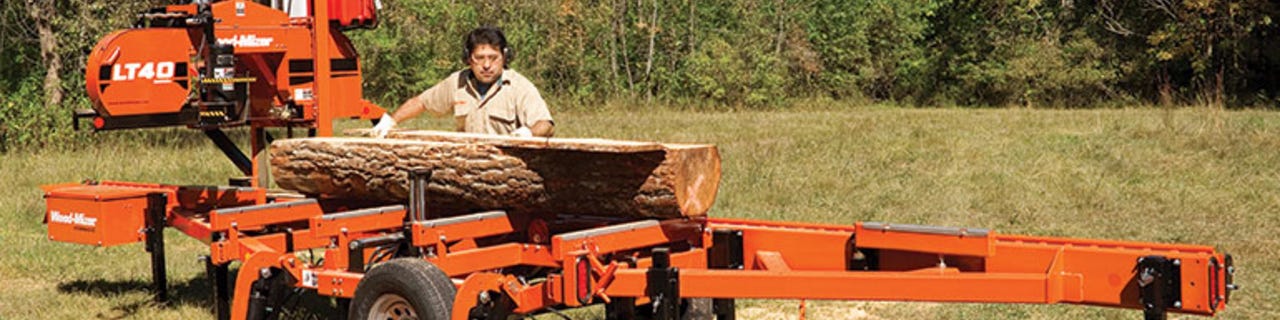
[42,174,1235,320]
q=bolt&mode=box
[340,227,348,234]
[231,222,238,228]
[1174,301,1182,308]
[478,291,491,304]
[349,240,360,249]
[1173,259,1181,266]
[260,268,273,278]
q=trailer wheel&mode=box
[349,258,456,320]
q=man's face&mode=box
[468,44,504,85]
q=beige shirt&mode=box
[415,69,553,135]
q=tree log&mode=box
[269,132,720,219]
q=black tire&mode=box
[348,258,456,320]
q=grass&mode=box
[1,106,1277,319]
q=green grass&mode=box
[2,106,1277,319]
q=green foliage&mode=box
[350,0,477,106]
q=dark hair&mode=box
[462,26,512,68]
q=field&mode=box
[1,106,1276,319]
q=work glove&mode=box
[371,113,397,138]
[511,127,533,138]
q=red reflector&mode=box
[362,106,370,115]
[93,117,105,129]
[576,257,591,304]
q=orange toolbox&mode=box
[43,182,171,247]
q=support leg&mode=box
[145,192,169,304]
[708,230,742,320]
[1137,256,1182,320]
[205,256,231,320]
[647,248,681,320]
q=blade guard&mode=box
[84,28,197,129]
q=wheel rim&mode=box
[369,293,417,320]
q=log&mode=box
[269,132,720,218]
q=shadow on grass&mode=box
[56,273,215,317]
[57,272,342,320]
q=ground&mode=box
[1,106,1274,319]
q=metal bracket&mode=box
[1136,256,1182,320]
[408,168,432,222]
[647,248,681,320]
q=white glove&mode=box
[371,113,397,138]
[511,127,533,138]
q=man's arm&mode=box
[372,76,456,137]
[389,96,429,124]
[515,76,555,138]
[371,95,430,138]
[530,120,554,137]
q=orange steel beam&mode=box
[606,269,1061,302]
[551,219,703,258]
[410,211,515,248]
[313,0,334,136]
[208,199,321,231]
[309,205,406,237]
[713,222,852,271]
[430,243,559,277]
[855,222,995,257]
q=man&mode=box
[372,26,555,138]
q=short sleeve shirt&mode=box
[415,69,553,135]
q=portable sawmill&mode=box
[41,1,1238,320]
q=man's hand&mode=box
[511,127,533,138]
[371,113,397,138]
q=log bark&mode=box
[270,132,720,219]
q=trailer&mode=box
[45,1,1237,319]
